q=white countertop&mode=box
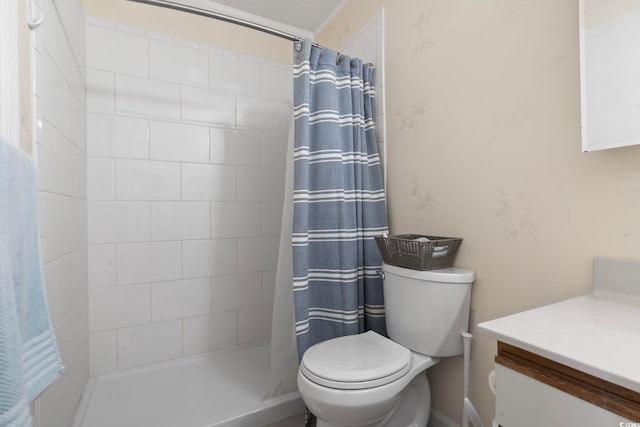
[477,291,640,393]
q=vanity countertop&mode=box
[478,291,640,393]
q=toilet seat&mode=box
[300,331,411,390]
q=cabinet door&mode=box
[579,0,640,151]
[496,365,631,427]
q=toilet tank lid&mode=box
[383,263,475,283]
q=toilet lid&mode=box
[300,331,411,390]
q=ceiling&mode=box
[208,0,344,33]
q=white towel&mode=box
[0,139,64,427]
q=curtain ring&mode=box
[294,41,303,52]
[336,53,343,65]
[26,0,44,30]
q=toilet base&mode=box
[314,374,431,427]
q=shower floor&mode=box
[74,342,304,427]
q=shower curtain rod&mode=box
[127,0,307,43]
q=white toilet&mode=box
[297,263,475,427]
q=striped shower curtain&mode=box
[292,40,389,358]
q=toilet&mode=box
[297,263,475,427]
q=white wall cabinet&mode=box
[580,0,640,151]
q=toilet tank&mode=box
[382,263,475,357]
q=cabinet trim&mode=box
[496,342,640,420]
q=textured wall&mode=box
[318,1,640,425]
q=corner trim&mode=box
[0,0,20,145]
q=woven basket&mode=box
[374,234,462,270]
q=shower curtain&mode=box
[291,40,388,358]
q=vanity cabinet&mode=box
[478,258,640,427]
[494,342,639,427]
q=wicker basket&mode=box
[374,234,462,270]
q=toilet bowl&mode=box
[297,264,475,427]
[298,332,438,427]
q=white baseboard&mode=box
[429,410,460,427]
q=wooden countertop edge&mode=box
[496,341,640,421]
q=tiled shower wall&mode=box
[33,0,88,425]
[85,17,292,375]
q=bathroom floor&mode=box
[262,412,306,426]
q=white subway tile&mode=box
[181,163,236,201]
[150,40,208,87]
[115,23,146,37]
[38,55,67,128]
[209,53,260,96]
[117,241,182,285]
[260,133,287,169]
[36,122,57,192]
[151,278,211,322]
[236,96,284,131]
[38,193,69,263]
[85,16,115,29]
[103,116,149,159]
[87,157,115,200]
[117,321,182,369]
[150,202,210,241]
[87,114,149,159]
[87,113,110,157]
[238,305,273,345]
[262,271,276,305]
[260,65,292,102]
[182,239,237,278]
[180,86,235,126]
[108,115,150,159]
[88,244,116,288]
[86,69,114,113]
[43,261,61,327]
[147,31,172,42]
[90,330,116,377]
[86,25,148,77]
[209,128,260,166]
[174,37,198,49]
[54,298,88,368]
[55,136,86,198]
[211,273,262,312]
[261,202,283,236]
[88,201,150,244]
[237,167,285,202]
[66,106,87,153]
[149,121,209,163]
[210,202,260,238]
[67,198,87,252]
[199,43,223,54]
[116,159,181,200]
[183,312,237,356]
[237,237,279,272]
[115,74,180,119]
[89,284,151,331]
[56,250,84,318]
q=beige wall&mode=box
[319,0,640,425]
[82,0,291,64]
